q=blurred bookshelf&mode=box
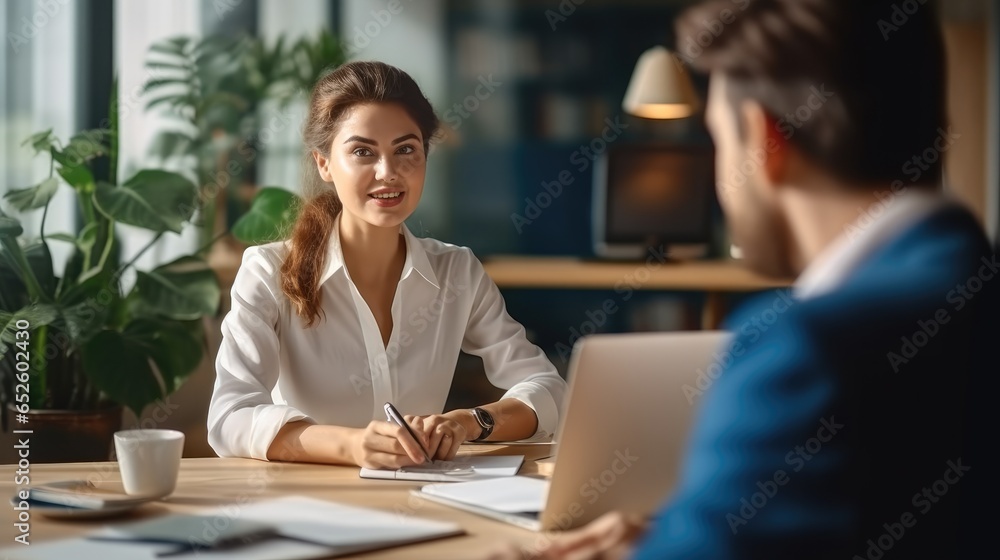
[441,0,713,258]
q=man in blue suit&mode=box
[492,0,997,558]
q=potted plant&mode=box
[0,91,302,465]
[142,31,344,250]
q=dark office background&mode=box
[4,0,997,359]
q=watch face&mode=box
[475,408,495,427]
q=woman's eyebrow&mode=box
[392,133,419,145]
[342,134,418,146]
[343,135,376,145]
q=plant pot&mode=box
[1,404,123,464]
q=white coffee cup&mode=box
[114,429,184,497]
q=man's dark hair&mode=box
[677,0,946,187]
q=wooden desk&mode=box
[2,445,553,559]
[482,257,792,329]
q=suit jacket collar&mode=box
[794,190,950,300]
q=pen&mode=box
[383,402,432,465]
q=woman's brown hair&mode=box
[281,61,440,326]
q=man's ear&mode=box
[739,100,789,189]
[312,150,334,182]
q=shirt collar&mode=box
[793,189,948,300]
[318,213,440,289]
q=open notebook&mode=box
[0,496,463,560]
[414,476,549,531]
[360,454,524,482]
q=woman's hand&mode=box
[349,420,430,469]
[406,414,469,461]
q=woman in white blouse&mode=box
[207,61,566,469]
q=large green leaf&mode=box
[0,304,59,360]
[0,251,25,312]
[0,221,28,311]
[55,152,95,191]
[148,35,191,56]
[23,241,56,297]
[143,77,189,91]
[54,272,116,346]
[92,170,197,233]
[0,218,47,302]
[128,319,203,394]
[231,187,301,245]
[57,131,109,166]
[82,329,161,418]
[0,215,23,237]
[44,233,78,245]
[58,261,116,306]
[45,223,97,258]
[3,177,60,212]
[57,301,111,348]
[146,94,191,112]
[292,30,346,91]
[144,61,189,71]
[82,318,202,417]
[147,130,195,160]
[21,129,54,155]
[58,222,101,297]
[133,256,220,320]
[50,147,75,168]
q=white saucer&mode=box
[11,496,148,520]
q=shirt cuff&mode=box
[249,404,314,461]
[501,384,559,440]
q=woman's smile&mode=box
[368,188,405,207]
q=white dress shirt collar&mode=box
[794,189,948,300]
[318,213,440,290]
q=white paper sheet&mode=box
[1,495,463,560]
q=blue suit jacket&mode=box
[633,204,998,559]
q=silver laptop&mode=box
[414,330,729,531]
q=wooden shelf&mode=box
[483,257,792,292]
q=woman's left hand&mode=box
[405,414,468,461]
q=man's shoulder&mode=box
[808,203,995,330]
[858,202,992,281]
[725,204,996,380]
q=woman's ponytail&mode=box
[280,190,342,326]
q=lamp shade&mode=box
[622,46,699,119]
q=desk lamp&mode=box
[622,46,699,119]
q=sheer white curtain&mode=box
[256,0,329,194]
[1,0,79,276]
[114,0,331,273]
[113,0,201,280]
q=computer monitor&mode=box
[592,144,715,259]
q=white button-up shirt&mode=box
[208,218,566,460]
